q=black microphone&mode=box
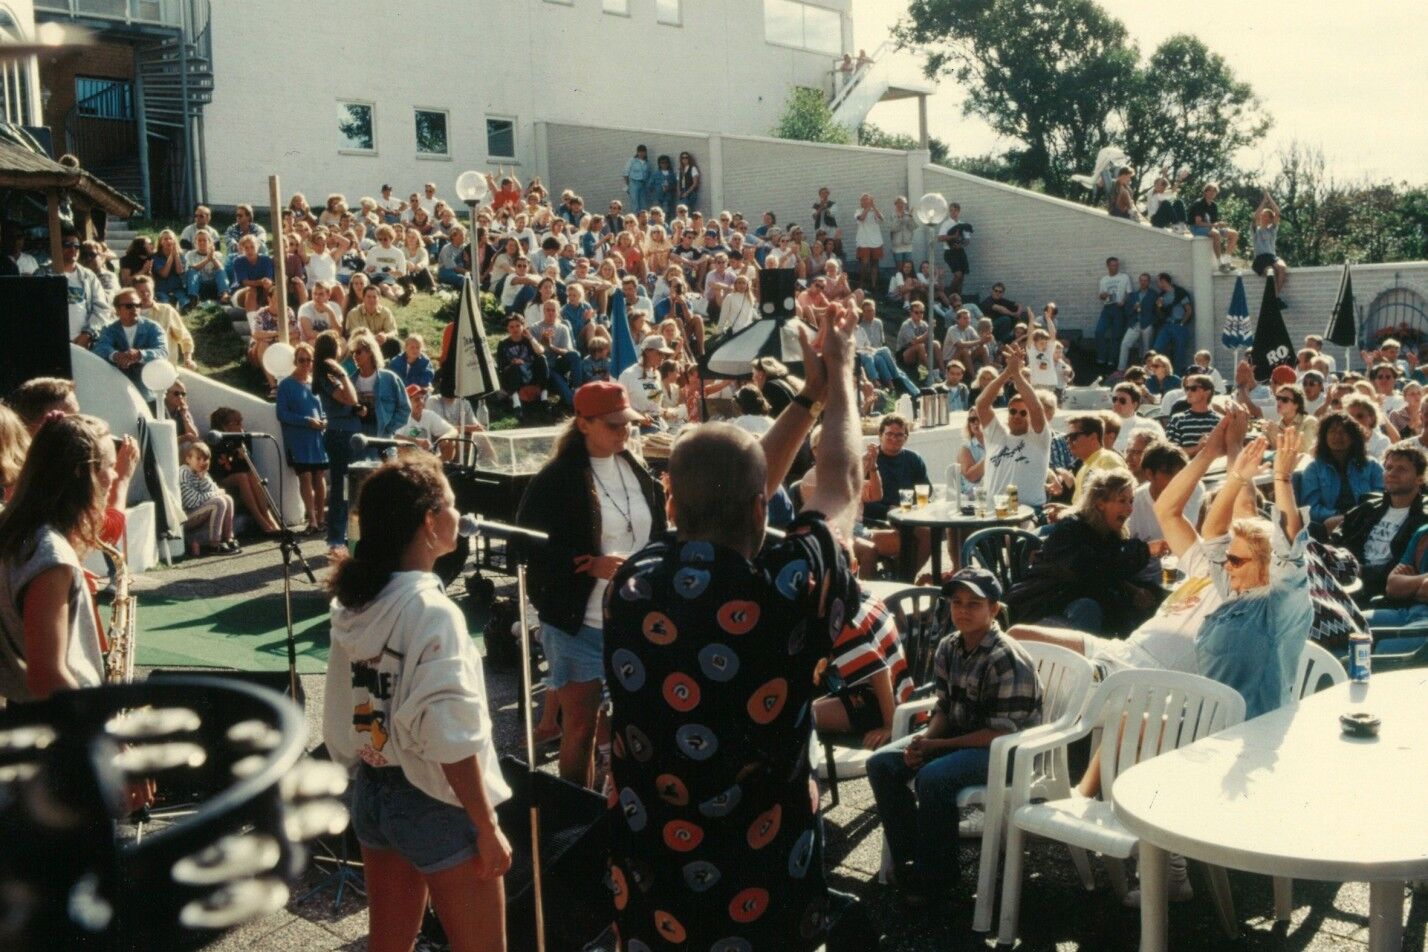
[350,433,404,454]
[458,513,549,545]
[205,429,270,445]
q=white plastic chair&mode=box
[1271,641,1348,921]
[997,669,1247,947]
[874,642,1097,934]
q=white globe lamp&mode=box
[140,359,178,393]
[915,192,948,226]
[455,170,490,207]
[262,342,296,379]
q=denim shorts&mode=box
[1190,224,1213,238]
[350,763,477,874]
[541,622,605,689]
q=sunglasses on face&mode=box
[1223,553,1253,568]
[1113,397,1133,405]
[1276,395,1295,403]
[1007,408,1029,418]
[1184,385,1205,392]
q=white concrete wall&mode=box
[201,0,849,208]
[1208,263,1428,374]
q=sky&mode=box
[853,0,1428,185]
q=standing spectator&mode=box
[1163,374,1219,454]
[311,332,360,557]
[132,275,196,369]
[853,193,885,292]
[976,349,1053,514]
[178,443,238,556]
[677,151,701,211]
[183,229,231,304]
[95,288,168,402]
[275,343,328,534]
[1299,411,1384,533]
[1251,190,1289,301]
[1095,257,1133,371]
[812,186,843,256]
[1150,272,1195,373]
[1188,184,1239,272]
[935,202,971,296]
[650,154,678,219]
[868,568,1041,904]
[622,144,651,213]
[603,307,863,950]
[888,196,916,267]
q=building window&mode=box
[763,0,842,56]
[75,76,133,120]
[486,117,515,160]
[656,0,681,25]
[337,101,375,153]
[603,0,629,14]
[414,108,449,157]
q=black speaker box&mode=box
[0,276,70,396]
[758,267,798,318]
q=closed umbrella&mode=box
[453,277,499,400]
[1250,276,1295,382]
[1221,274,1253,366]
[1325,262,1356,371]
[609,287,637,379]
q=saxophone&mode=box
[99,541,136,683]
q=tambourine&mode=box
[0,677,347,951]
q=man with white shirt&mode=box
[1301,371,1327,414]
[1331,442,1428,599]
[1127,442,1205,582]
[3,222,37,275]
[377,184,405,223]
[94,288,168,400]
[1305,334,1337,376]
[975,346,1053,514]
[179,204,221,251]
[1095,257,1133,370]
[619,335,676,431]
[418,182,439,218]
[394,385,456,456]
[55,228,112,347]
[1110,383,1164,455]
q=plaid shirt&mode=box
[933,623,1042,735]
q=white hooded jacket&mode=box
[323,571,510,811]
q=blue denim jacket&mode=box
[1195,523,1312,719]
[1299,458,1384,523]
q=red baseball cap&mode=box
[574,381,642,423]
[405,383,428,398]
[1270,365,1297,387]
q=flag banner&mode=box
[454,277,499,400]
[1326,262,1357,348]
[609,287,638,378]
[1251,276,1295,381]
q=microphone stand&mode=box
[235,436,315,703]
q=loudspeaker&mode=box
[0,276,70,397]
[758,267,798,319]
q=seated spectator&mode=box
[1109,383,1162,454]
[394,384,456,457]
[1301,411,1385,533]
[531,298,579,407]
[179,442,238,557]
[163,381,201,450]
[1326,441,1428,600]
[495,315,549,408]
[867,568,1041,905]
[582,337,612,383]
[895,301,942,383]
[436,225,471,289]
[399,226,434,294]
[95,288,169,402]
[179,204,221,250]
[1144,354,1181,401]
[943,360,970,412]
[6,377,79,434]
[345,285,399,359]
[297,281,344,341]
[1011,467,1155,635]
[150,229,190,310]
[387,334,435,389]
[118,235,153,287]
[1126,440,1204,572]
[1390,381,1422,437]
[1062,413,1125,506]
[246,300,299,397]
[1188,183,1239,271]
[183,229,230,304]
[132,275,196,369]
[812,587,914,750]
[980,283,1032,343]
[1370,362,1407,415]
[855,300,919,399]
[206,407,282,536]
[944,307,990,373]
[1144,173,1188,230]
[1163,374,1218,454]
[729,385,773,435]
[887,259,925,309]
[1265,382,1319,448]
[1344,393,1396,456]
[363,224,407,303]
[1230,359,1274,419]
[751,356,800,417]
[231,235,275,311]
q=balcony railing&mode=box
[34,0,178,28]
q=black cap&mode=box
[941,567,1003,603]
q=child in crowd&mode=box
[388,333,435,388]
[944,360,971,412]
[583,337,612,383]
[179,442,238,557]
[866,568,1042,905]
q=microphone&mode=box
[457,513,549,545]
[205,429,271,445]
[350,433,404,454]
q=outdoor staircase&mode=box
[828,41,937,132]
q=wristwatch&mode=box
[791,393,815,412]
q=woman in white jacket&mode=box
[324,455,512,952]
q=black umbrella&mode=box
[1326,261,1357,354]
[1250,276,1295,382]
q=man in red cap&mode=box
[393,384,454,457]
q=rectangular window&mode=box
[603,0,629,13]
[656,0,681,25]
[414,108,449,157]
[337,100,375,153]
[486,117,515,160]
[75,76,133,120]
[763,0,842,56]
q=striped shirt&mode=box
[933,623,1042,736]
[1164,409,1219,449]
[179,467,222,512]
[830,592,914,704]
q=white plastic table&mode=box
[1112,670,1428,951]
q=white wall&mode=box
[0,0,43,125]
[202,0,850,209]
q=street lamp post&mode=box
[915,192,949,387]
[454,169,491,256]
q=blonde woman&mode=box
[643,225,672,275]
[152,228,189,310]
[319,194,346,230]
[714,273,757,336]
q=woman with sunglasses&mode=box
[276,343,329,535]
[1389,380,1422,438]
[1265,383,1318,449]
[1344,393,1396,456]
[1299,410,1384,533]
[516,381,666,788]
[1370,362,1407,416]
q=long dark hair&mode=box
[329,455,448,608]
[1315,411,1367,467]
[0,415,111,560]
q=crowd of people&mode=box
[1,148,1417,951]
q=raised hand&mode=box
[1274,427,1301,481]
[1231,435,1268,481]
[1003,345,1025,376]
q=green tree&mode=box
[857,121,951,165]
[895,0,1139,193]
[772,86,853,145]
[1120,35,1269,192]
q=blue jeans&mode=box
[184,267,230,301]
[867,735,992,885]
[1059,597,1104,632]
[627,186,647,213]
[859,349,920,398]
[892,251,912,267]
[437,266,466,289]
[323,427,359,548]
[546,352,578,406]
[1094,303,1124,366]
[155,272,190,309]
[1153,322,1192,374]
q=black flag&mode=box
[1326,262,1356,347]
[1250,276,1294,382]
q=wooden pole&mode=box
[268,175,290,344]
[515,565,547,952]
[46,188,62,272]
